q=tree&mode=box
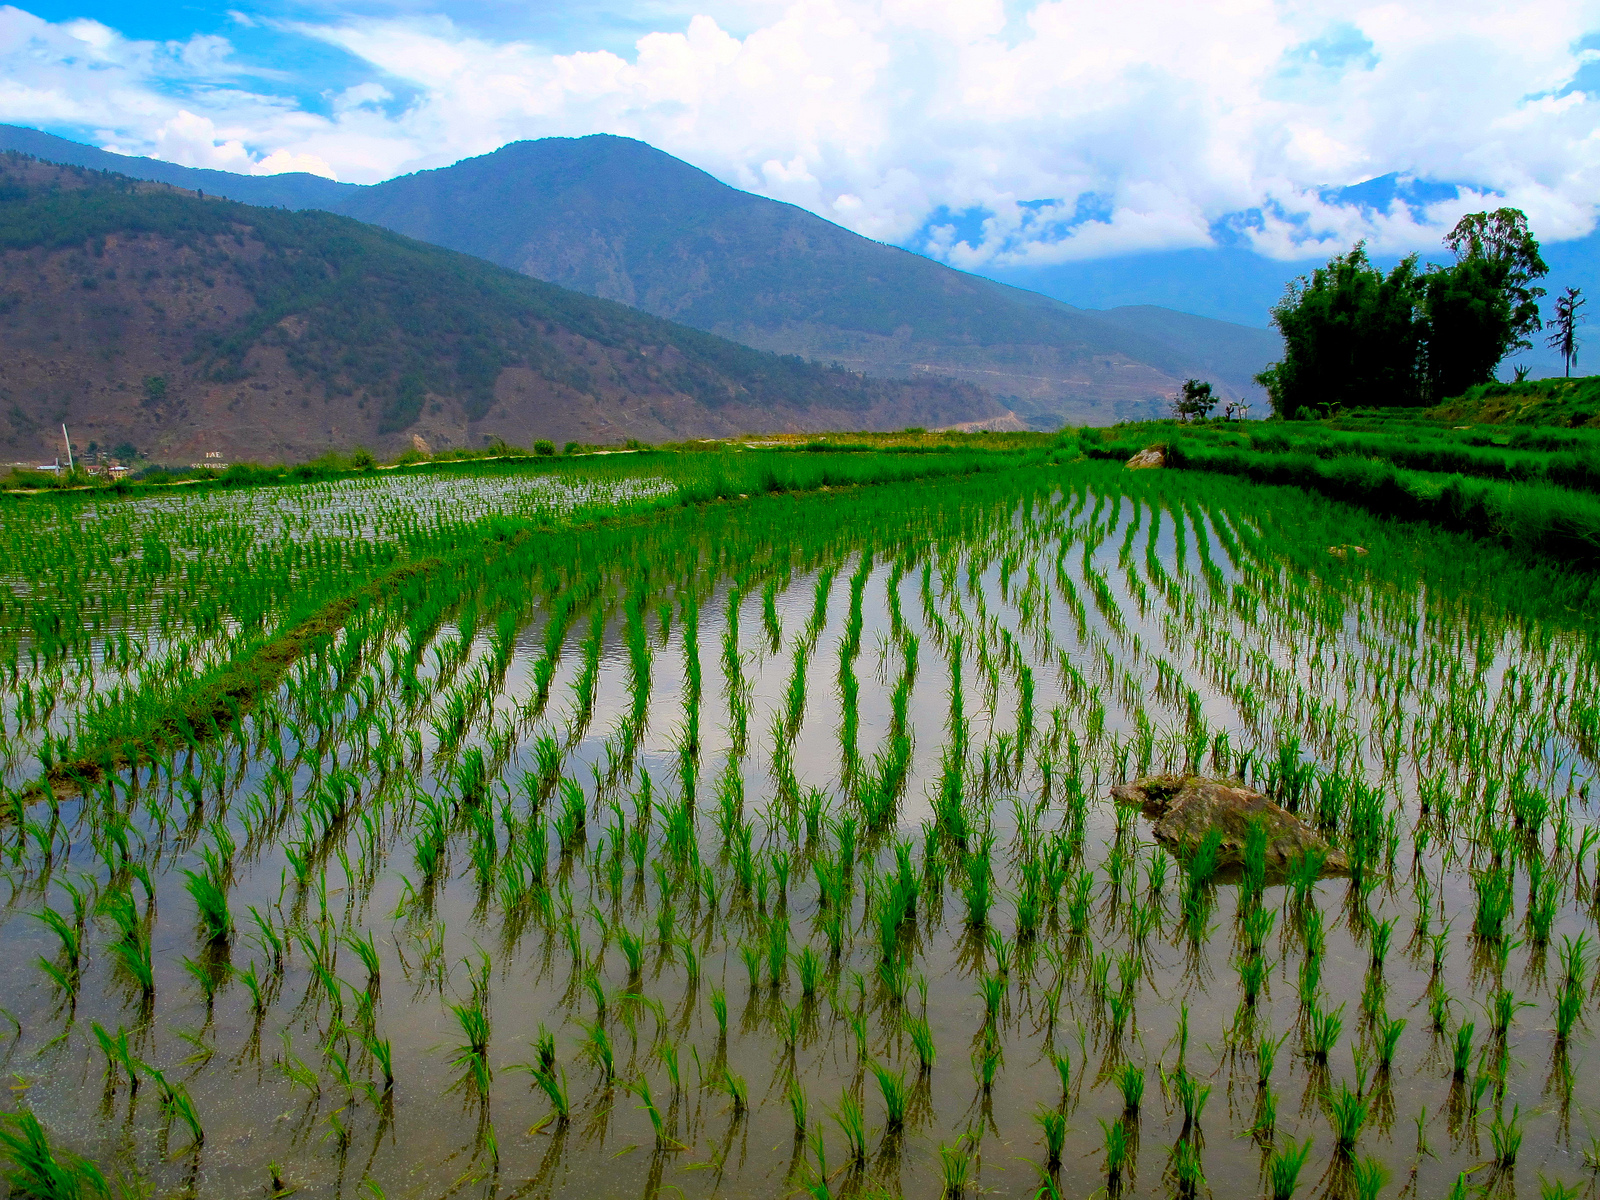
[1256,244,1426,417]
[1256,209,1550,415]
[1170,378,1216,422]
[1547,286,1586,377]
[1424,208,1547,398]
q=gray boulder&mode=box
[1111,774,1348,872]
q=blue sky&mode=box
[5,0,1600,356]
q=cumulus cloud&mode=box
[2,0,1600,258]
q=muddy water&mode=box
[4,473,1597,1199]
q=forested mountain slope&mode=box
[0,125,1279,426]
[0,155,998,462]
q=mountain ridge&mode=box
[0,155,1000,463]
[0,124,1280,425]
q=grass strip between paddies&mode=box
[29,552,442,802]
[1073,435,1600,570]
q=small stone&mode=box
[1111,774,1348,872]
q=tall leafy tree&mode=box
[1255,245,1426,417]
[1423,208,1547,398]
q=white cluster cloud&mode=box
[2,0,1599,262]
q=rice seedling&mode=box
[0,1109,110,1198]
[871,1062,908,1131]
[1118,1062,1144,1115]
[1035,1105,1065,1170]
[1268,1136,1314,1200]
[832,1090,867,1165]
[1327,1079,1368,1152]
[1491,1104,1524,1168]
[939,1135,971,1197]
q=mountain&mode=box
[0,125,1281,425]
[0,155,999,464]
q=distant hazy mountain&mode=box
[0,124,1280,426]
[0,155,997,463]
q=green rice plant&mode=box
[183,866,232,943]
[787,1079,807,1139]
[976,1038,1002,1093]
[767,918,790,988]
[1099,1119,1127,1188]
[31,907,80,982]
[1172,1137,1204,1198]
[618,926,643,983]
[871,1062,908,1131]
[1540,1175,1584,1200]
[963,850,992,927]
[832,1090,867,1165]
[448,999,492,1094]
[1327,1079,1368,1152]
[910,1017,937,1073]
[978,973,1004,1024]
[1556,982,1583,1043]
[1118,1062,1144,1115]
[1351,1156,1388,1200]
[1254,1087,1279,1139]
[1452,1022,1474,1079]
[1473,867,1515,942]
[0,1108,109,1198]
[343,931,381,997]
[1237,954,1267,1006]
[1267,1136,1313,1200]
[579,1020,614,1082]
[1051,1050,1071,1105]
[363,1033,394,1092]
[1375,1014,1405,1070]
[166,1083,204,1150]
[1035,1105,1066,1170]
[1307,1001,1344,1063]
[794,945,822,997]
[110,927,154,1000]
[710,987,728,1037]
[1185,827,1223,894]
[531,1065,570,1125]
[939,1134,971,1197]
[1491,1104,1524,1168]
[1367,916,1394,970]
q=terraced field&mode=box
[2,449,1597,1200]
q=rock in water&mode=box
[1111,774,1348,871]
[1124,446,1165,470]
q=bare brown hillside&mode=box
[0,157,1003,464]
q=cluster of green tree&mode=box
[1256,209,1551,417]
[0,154,980,433]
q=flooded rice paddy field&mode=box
[2,459,1598,1200]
